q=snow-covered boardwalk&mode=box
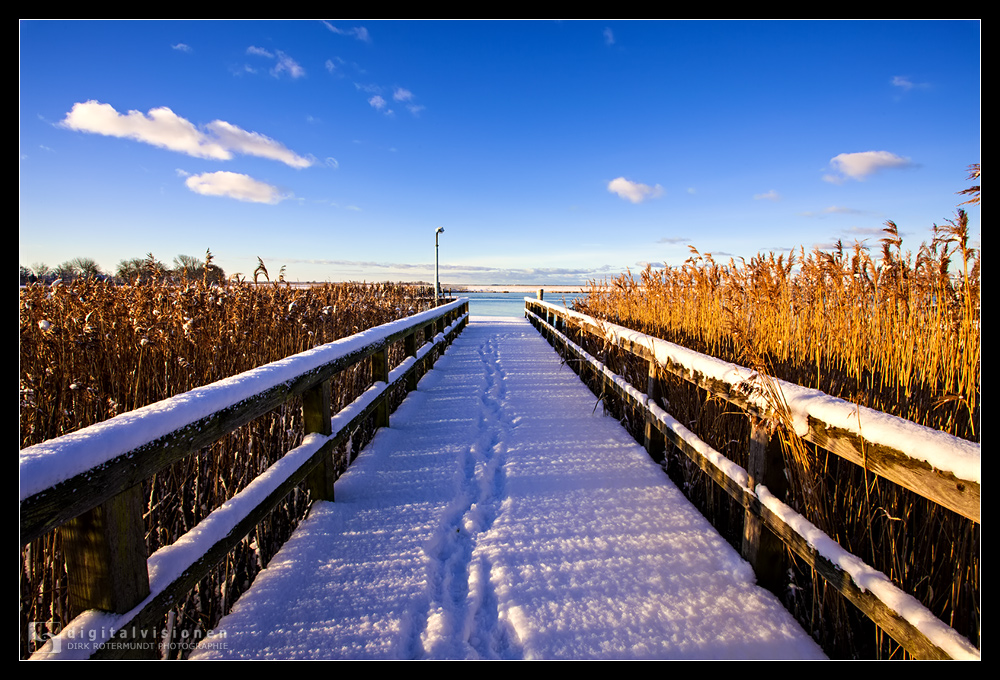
[191,317,825,660]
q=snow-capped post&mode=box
[303,380,336,502]
[741,417,788,594]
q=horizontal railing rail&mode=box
[22,299,469,659]
[524,297,980,661]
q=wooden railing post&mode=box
[643,360,665,464]
[742,417,788,594]
[372,344,390,428]
[61,485,155,657]
[303,379,335,502]
[404,330,419,392]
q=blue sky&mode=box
[19,20,980,286]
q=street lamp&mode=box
[434,227,445,306]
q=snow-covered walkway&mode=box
[190,317,825,660]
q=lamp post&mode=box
[434,227,445,307]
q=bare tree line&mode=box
[21,250,227,286]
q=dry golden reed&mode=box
[19,273,438,657]
[574,192,979,657]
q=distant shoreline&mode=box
[448,284,587,294]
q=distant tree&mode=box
[173,250,225,285]
[116,254,169,284]
[173,254,204,279]
[53,260,80,281]
[20,265,33,285]
[68,257,103,279]
[30,262,52,283]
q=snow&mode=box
[185,317,826,660]
[19,299,468,502]
[757,487,980,661]
[527,299,980,485]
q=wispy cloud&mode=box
[185,171,289,204]
[891,75,929,91]
[656,237,690,244]
[753,189,780,201]
[607,177,664,203]
[604,28,615,46]
[172,43,193,53]
[246,46,305,78]
[823,150,915,183]
[323,22,371,43]
[368,95,389,112]
[60,101,313,168]
[392,87,425,115]
[273,51,305,78]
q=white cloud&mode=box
[323,23,371,42]
[60,101,313,168]
[891,75,929,91]
[172,43,193,53]
[824,150,915,183]
[61,101,230,160]
[607,177,664,204]
[272,51,305,79]
[184,171,288,204]
[205,120,312,168]
[393,87,414,102]
[246,46,305,78]
[368,95,392,114]
[754,190,780,201]
[604,28,615,46]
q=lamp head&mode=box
[435,227,445,235]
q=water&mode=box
[454,291,588,318]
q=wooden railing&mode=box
[524,298,980,661]
[20,299,469,659]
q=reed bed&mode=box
[573,209,980,658]
[19,273,437,658]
